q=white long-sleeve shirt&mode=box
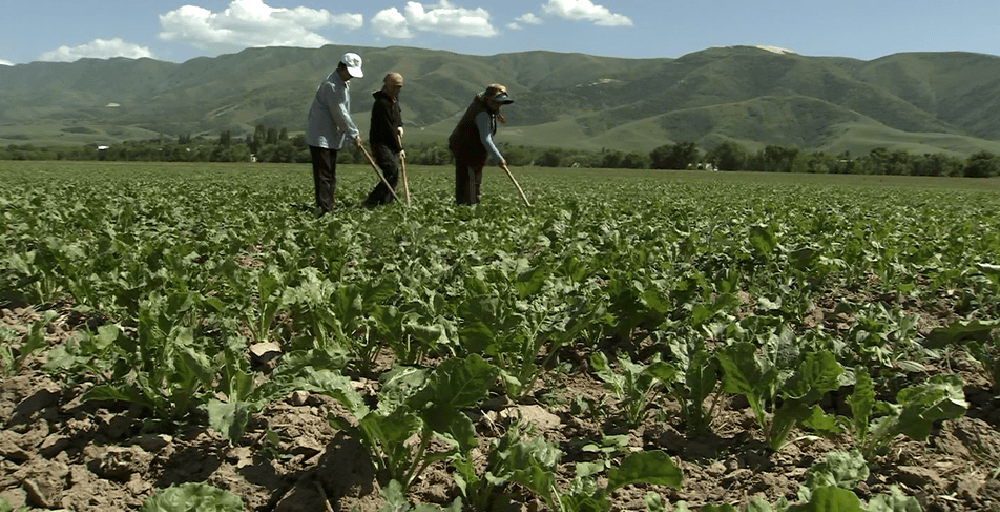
[305,71,360,149]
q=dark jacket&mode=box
[369,90,402,152]
[448,97,496,163]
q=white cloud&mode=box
[372,1,499,39]
[541,0,632,26]
[0,59,14,66]
[39,38,154,62]
[517,13,543,25]
[372,8,414,38]
[158,0,362,50]
[508,12,543,30]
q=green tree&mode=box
[621,151,650,169]
[649,142,700,169]
[705,141,749,171]
[536,149,562,167]
[751,145,800,173]
[599,149,625,168]
[963,151,1000,178]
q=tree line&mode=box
[2,131,999,178]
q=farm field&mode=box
[2,160,1000,511]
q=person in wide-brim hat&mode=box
[447,84,515,205]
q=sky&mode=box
[0,0,997,67]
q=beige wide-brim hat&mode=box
[482,84,514,104]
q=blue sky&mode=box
[0,0,997,66]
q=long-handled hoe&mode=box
[398,135,411,204]
[501,163,531,206]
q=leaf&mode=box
[847,367,874,443]
[800,451,869,498]
[359,409,421,462]
[295,369,369,418]
[717,343,774,429]
[575,461,606,478]
[788,486,863,512]
[700,505,739,512]
[515,264,550,299]
[866,486,921,512]
[379,480,410,512]
[801,405,842,437]
[746,497,775,512]
[922,320,998,349]
[423,405,478,453]
[207,398,250,445]
[607,451,682,492]
[96,324,123,350]
[893,374,967,441]
[643,493,667,512]
[782,351,843,403]
[645,362,678,387]
[411,354,498,410]
[140,481,245,511]
[749,224,778,256]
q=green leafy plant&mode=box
[557,450,683,512]
[140,481,245,512]
[458,263,606,401]
[573,433,630,479]
[0,310,56,376]
[921,319,999,391]
[717,344,845,451]
[79,293,219,423]
[590,351,675,428]
[207,338,362,445]
[452,417,562,510]
[840,368,967,460]
[330,354,498,492]
[379,479,462,512]
[664,333,720,435]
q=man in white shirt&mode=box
[305,52,365,216]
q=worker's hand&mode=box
[397,126,404,138]
[498,159,508,171]
[398,149,406,160]
[353,135,364,149]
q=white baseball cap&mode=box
[340,52,363,78]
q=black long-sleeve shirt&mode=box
[369,90,402,153]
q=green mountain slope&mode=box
[1,44,998,155]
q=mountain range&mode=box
[2,44,999,156]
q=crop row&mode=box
[2,162,1000,510]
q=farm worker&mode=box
[305,52,365,216]
[363,72,405,207]
[448,84,514,205]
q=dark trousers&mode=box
[455,158,485,205]
[310,145,337,214]
[364,144,400,206]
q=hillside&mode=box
[1,44,999,155]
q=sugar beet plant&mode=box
[4,162,1000,507]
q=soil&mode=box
[2,303,1000,512]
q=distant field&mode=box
[7,159,1000,192]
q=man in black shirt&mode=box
[364,73,404,206]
